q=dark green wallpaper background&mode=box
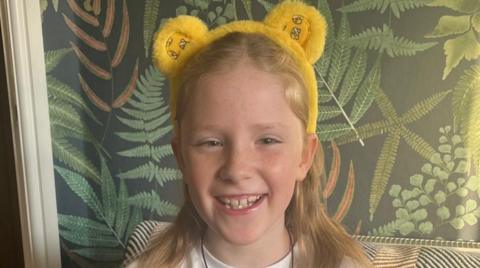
[40,0,480,267]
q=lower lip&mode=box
[215,195,265,216]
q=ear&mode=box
[171,136,185,176]
[264,2,327,63]
[296,133,319,181]
[152,16,208,77]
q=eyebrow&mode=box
[250,123,289,131]
[189,122,289,133]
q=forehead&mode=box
[180,60,303,131]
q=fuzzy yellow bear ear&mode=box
[152,16,208,77]
[264,1,327,64]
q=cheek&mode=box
[182,153,218,186]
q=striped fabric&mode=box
[124,221,480,267]
[372,245,419,267]
[123,220,166,266]
[416,247,480,268]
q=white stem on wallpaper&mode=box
[0,1,60,268]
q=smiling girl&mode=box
[124,2,371,267]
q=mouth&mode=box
[216,194,266,210]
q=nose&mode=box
[218,144,253,182]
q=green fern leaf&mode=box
[336,120,392,145]
[375,86,398,120]
[339,0,433,18]
[116,125,172,144]
[257,0,276,12]
[401,90,451,124]
[45,48,71,73]
[351,59,381,123]
[52,0,59,11]
[317,123,352,141]
[127,191,178,216]
[318,105,342,122]
[48,76,101,125]
[369,132,401,221]
[427,0,480,13]
[115,131,149,143]
[338,0,385,15]
[145,113,170,131]
[118,144,150,158]
[144,0,160,57]
[100,156,117,225]
[116,117,145,131]
[441,30,480,80]
[318,88,333,103]
[339,49,368,106]
[125,98,162,111]
[400,126,437,161]
[50,120,108,157]
[452,64,480,165]
[49,100,85,130]
[72,247,124,261]
[344,24,437,57]
[54,166,103,217]
[60,229,119,248]
[327,14,351,93]
[53,139,101,183]
[58,214,111,235]
[369,220,399,236]
[120,107,165,121]
[147,125,173,143]
[117,144,172,161]
[389,0,434,18]
[115,180,130,236]
[425,15,470,39]
[125,207,143,243]
[50,110,89,139]
[118,162,178,186]
[152,145,174,162]
[240,0,253,19]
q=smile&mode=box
[217,194,266,210]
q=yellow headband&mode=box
[152,1,327,133]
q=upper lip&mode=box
[215,193,266,198]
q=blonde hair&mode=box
[136,32,371,267]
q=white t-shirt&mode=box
[126,241,293,268]
[126,242,359,268]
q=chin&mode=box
[215,224,266,246]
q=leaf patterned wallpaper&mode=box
[40,0,480,267]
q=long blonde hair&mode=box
[136,32,371,267]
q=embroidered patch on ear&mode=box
[152,16,208,77]
[264,2,327,64]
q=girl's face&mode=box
[173,60,317,247]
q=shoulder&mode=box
[358,241,480,267]
[339,256,364,268]
[123,221,170,267]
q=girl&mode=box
[125,2,371,267]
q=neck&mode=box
[203,219,291,267]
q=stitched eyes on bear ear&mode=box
[165,33,192,60]
[152,16,208,77]
[282,14,310,45]
[264,2,327,64]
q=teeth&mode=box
[219,195,263,210]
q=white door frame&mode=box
[0,0,60,267]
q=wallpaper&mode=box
[40,0,480,267]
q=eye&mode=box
[259,137,281,145]
[199,139,223,147]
